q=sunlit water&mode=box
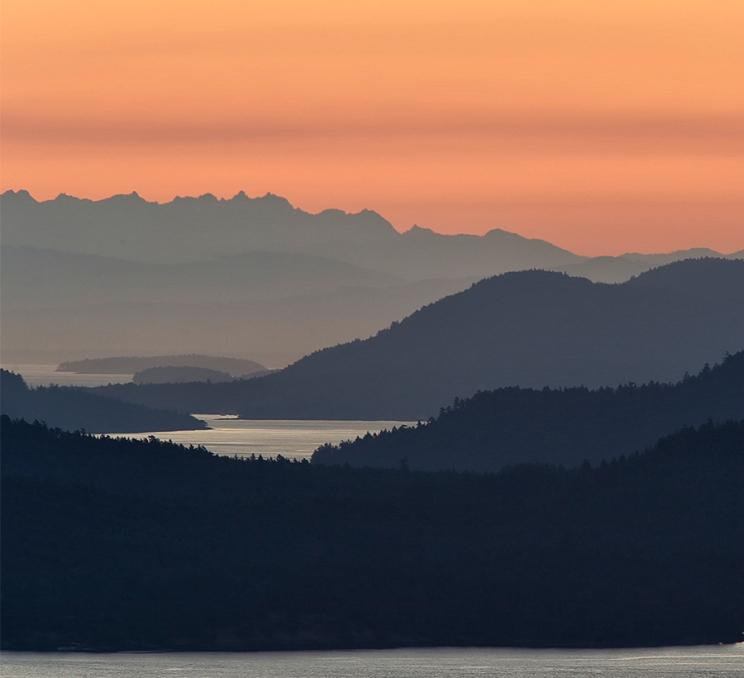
[1,365,411,459]
[103,415,413,460]
[2,645,742,677]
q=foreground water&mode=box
[2,646,743,677]
[104,415,413,460]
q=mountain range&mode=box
[93,258,744,420]
[2,189,741,366]
[0,189,578,276]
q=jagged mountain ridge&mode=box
[0,189,580,279]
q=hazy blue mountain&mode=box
[93,259,744,419]
[1,246,476,366]
[313,351,744,471]
[58,354,266,376]
[3,190,740,366]
[0,189,580,279]
[0,246,401,309]
[5,189,732,284]
[555,248,730,283]
[0,370,205,433]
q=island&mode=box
[57,354,267,377]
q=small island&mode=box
[57,354,267,377]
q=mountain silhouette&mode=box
[0,189,579,278]
[0,369,205,433]
[313,351,744,471]
[93,258,744,419]
[4,189,736,280]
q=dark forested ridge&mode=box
[93,259,744,420]
[313,351,744,471]
[2,416,743,650]
[0,370,205,433]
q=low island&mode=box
[58,354,267,377]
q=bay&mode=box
[1,365,412,460]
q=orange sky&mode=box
[1,0,742,254]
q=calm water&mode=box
[2,646,743,677]
[3,364,411,459]
[104,415,413,460]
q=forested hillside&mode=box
[2,416,743,650]
[313,351,744,471]
[0,370,205,433]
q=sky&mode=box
[1,0,742,255]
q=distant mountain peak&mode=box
[0,189,36,203]
[170,193,219,204]
[349,208,395,232]
[404,224,435,235]
[51,193,105,206]
[483,227,514,237]
[355,208,385,219]
[51,191,147,206]
[258,192,294,209]
[312,207,394,234]
[107,191,147,204]
[483,227,580,253]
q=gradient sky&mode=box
[1,0,742,254]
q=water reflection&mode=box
[104,414,415,460]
